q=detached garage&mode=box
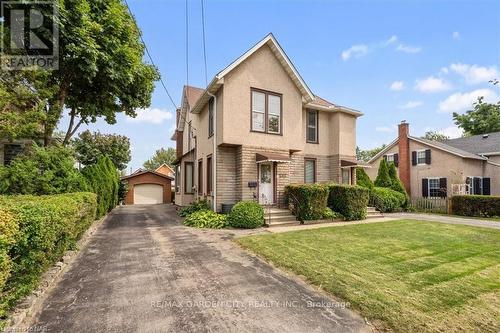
[121,171,173,205]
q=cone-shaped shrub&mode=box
[374,159,392,188]
[356,168,373,189]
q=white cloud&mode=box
[341,44,369,61]
[398,101,423,109]
[415,76,452,93]
[423,125,463,139]
[384,35,398,46]
[126,108,173,124]
[452,31,461,40]
[390,81,404,91]
[375,126,396,133]
[438,89,499,113]
[448,63,498,84]
[396,44,421,54]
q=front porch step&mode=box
[267,219,300,227]
[265,214,298,223]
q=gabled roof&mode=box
[176,85,204,132]
[190,33,315,114]
[409,136,486,160]
[443,132,500,155]
[155,163,175,175]
[368,135,487,163]
[121,170,174,181]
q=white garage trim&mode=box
[133,184,164,204]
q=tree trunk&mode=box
[44,78,70,146]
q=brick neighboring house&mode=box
[171,33,364,211]
[366,121,500,198]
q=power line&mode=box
[123,0,178,110]
[185,0,189,93]
[200,0,208,86]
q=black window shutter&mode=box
[394,153,399,167]
[439,178,447,198]
[412,151,417,166]
[482,178,491,195]
[422,178,429,197]
[473,177,482,195]
[425,149,431,164]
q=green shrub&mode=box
[322,207,342,220]
[82,156,119,217]
[0,193,97,325]
[183,210,228,229]
[178,199,211,217]
[452,195,500,217]
[370,187,406,213]
[374,159,392,188]
[328,184,370,221]
[356,168,373,189]
[0,210,18,296]
[285,184,329,221]
[0,144,88,195]
[228,201,264,229]
[387,162,410,208]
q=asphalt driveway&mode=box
[30,205,370,333]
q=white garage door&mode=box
[133,184,163,204]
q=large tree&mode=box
[0,0,159,145]
[356,145,386,162]
[73,130,131,170]
[453,96,500,136]
[422,131,450,142]
[143,148,176,170]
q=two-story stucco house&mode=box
[172,34,363,211]
[366,121,500,198]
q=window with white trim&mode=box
[417,150,426,164]
[386,154,395,163]
[251,89,282,134]
[306,110,318,143]
[428,178,440,197]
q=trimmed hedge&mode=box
[452,195,500,217]
[328,184,370,221]
[228,201,264,229]
[82,156,119,217]
[370,187,406,213]
[183,210,228,229]
[0,193,97,326]
[285,184,329,221]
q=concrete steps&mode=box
[366,206,384,218]
[263,208,298,227]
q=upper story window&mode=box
[386,154,395,163]
[306,110,318,143]
[188,121,192,151]
[208,98,214,137]
[251,89,282,134]
[417,150,426,164]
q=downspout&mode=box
[207,91,217,211]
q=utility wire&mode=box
[123,0,178,110]
[200,0,208,86]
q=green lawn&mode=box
[237,220,500,333]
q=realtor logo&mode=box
[1,1,59,70]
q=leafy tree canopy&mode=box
[422,131,450,142]
[73,130,131,170]
[453,96,500,136]
[143,147,176,170]
[356,145,386,162]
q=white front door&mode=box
[259,163,274,204]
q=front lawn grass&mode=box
[237,220,500,332]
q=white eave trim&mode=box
[367,138,399,163]
[409,136,487,160]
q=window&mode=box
[306,110,318,143]
[175,165,181,193]
[251,89,282,134]
[386,154,394,163]
[304,158,316,183]
[208,98,214,137]
[198,160,203,195]
[206,155,213,194]
[3,144,22,165]
[428,178,440,197]
[417,150,426,164]
[342,169,350,184]
[184,162,194,194]
[188,122,192,151]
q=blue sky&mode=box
[57,0,500,172]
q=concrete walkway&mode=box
[28,205,370,333]
[387,212,500,229]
